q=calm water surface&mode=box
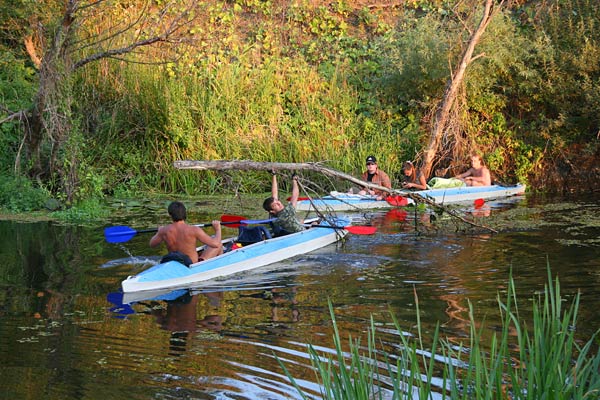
[0,194,599,399]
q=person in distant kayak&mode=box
[400,160,428,190]
[150,201,223,265]
[263,171,306,235]
[351,155,392,200]
[454,153,492,186]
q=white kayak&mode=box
[121,217,352,294]
[296,183,526,212]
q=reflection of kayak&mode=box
[99,255,161,269]
[121,288,190,305]
[296,184,526,212]
[121,218,350,293]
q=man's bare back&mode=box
[150,202,223,264]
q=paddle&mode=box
[286,196,310,201]
[306,224,377,235]
[104,216,276,243]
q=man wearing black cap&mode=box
[357,155,392,200]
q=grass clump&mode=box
[279,267,600,399]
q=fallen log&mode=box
[174,159,372,190]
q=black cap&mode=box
[366,155,377,163]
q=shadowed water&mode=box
[0,193,599,399]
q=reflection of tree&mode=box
[438,293,469,332]
[0,221,92,320]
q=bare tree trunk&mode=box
[28,1,76,196]
[421,0,503,180]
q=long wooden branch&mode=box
[175,159,497,233]
[175,159,372,189]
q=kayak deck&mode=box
[296,184,526,212]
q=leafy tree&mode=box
[1,0,199,203]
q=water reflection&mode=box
[2,195,600,399]
[151,291,200,355]
[368,207,433,234]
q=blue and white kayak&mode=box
[296,184,526,212]
[121,218,350,293]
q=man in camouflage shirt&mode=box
[262,172,305,235]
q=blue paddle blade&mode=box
[104,225,138,243]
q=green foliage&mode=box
[2,0,599,201]
[509,0,600,144]
[0,175,50,212]
[0,50,36,109]
[384,12,452,109]
[50,198,109,223]
[0,50,37,174]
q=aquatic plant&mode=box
[278,267,600,399]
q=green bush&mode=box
[0,175,50,212]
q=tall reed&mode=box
[278,267,600,399]
[77,55,414,196]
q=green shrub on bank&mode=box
[0,175,50,212]
[279,268,600,399]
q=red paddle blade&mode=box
[474,198,485,208]
[344,225,377,235]
[287,196,310,201]
[220,214,246,228]
[386,195,408,207]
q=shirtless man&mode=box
[454,153,492,187]
[150,201,223,265]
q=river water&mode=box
[0,193,599,399]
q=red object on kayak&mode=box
[474,198,485,208]
[385,195,409,207]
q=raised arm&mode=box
[289,174,300,207]
[271,173,279,200]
